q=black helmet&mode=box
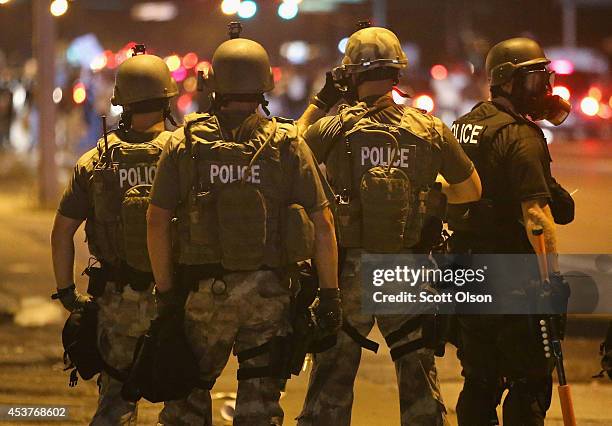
[485,37,550,87]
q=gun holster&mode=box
[85,265,108,298]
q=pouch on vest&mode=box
[121,184,152,272]
[282,204,315,264]
[336,196,362,248]
[188,191,219,246]
[217,182,267,270]
[360,166,411,252]
[92,165,121,223]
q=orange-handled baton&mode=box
[532,227,576,426]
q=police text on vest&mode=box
[210,164,261,184]
[119,165,156,189]
[451,123,484,145]
[360,146,411,168]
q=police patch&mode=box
[451,123,487,146]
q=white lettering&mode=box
[119,169,128,188]
[209,164,261,184]
[360,146,411,169]
[470,125,483,144]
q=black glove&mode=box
[313,72,343,112]
[311,288,342,334]
[52,284,91,312]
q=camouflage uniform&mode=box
[150,113,330,425]
[299,91,473,424]
[157,270,290,425]
[94,283,155,425]
[298,251,447,426]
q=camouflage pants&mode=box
[158,270,291,426]
[93,282,155,426]
[298,251,448,426]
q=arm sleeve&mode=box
[150,138,182,211]
[303,115,343,164]
[285,138,331,214]
[505,134,551,201]
[57,151,96,220]
[439,124,475,184]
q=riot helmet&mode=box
[486,38,570,125]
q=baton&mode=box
[532,227,576,426]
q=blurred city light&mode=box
[580,96,599,117]
[413,94,434,113]
[549,59,574,75]
[72,83,87,105]
[272,67,282,83]
[182,52,198,69]
[337,37,349,54]
[598,105,611,120]
[280,41,310,65]
[110,104,123,116]
[430,64,448,80]
[542,128,554,144]
[196,61,211,76]
[50,0,68,17]
[131,2,178,22]
[237,1,257,19]
[553,85,571,101]
[52,87,62,104]
[588,87,602,101]
[183,76,198,93]
[278,1,299,20]
[177,94,193,112]
[90,53,108,72]
[165,55,181,72]
[0,0,11,5]
[171,66,187,82]
[221,0,240,15]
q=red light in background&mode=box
[413,94,434,113]
[105,50,117,69]
[588,87,602,101]
[72,82,86,104]
[177,94,193,112]
[183,52,199,69]
[430,64,448,80]
[549,59,574,75]
[552,85,571,101]
[272,67,282,83]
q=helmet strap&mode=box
[163,107,179,127]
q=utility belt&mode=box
[84,260,154,298]
[175,263,283,294]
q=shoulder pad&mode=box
[399,106,444,142]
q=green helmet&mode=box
[111,54,178,106]
[205,38,274,94]
[486,37,550,87]
[341,27,408,74]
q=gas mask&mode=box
[511,68,571,126]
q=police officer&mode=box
[50,48,178,425]
[146,33,340,426]
[296,26,481,426]
[447,37,574,425]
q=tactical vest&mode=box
[176,113,314,269]
[324,102,445,252]
[85,131,171,272]
[447,101,527,233]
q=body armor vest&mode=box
[447,101,524,234]
[177,113,312,269]
[325,102,445,252]
[86,131,171,272]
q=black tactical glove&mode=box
[52,284,91,312]
[312,72,343,112]
[311,288,342,334]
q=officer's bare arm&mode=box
[51,213,84,289]
[147,204,174,292]
[521,198,560,272]
[310,206,339,289]
[297,104,327,136]
[436,169,482,204]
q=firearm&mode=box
[532,227,576,426]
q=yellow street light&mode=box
[50,0,68,17]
